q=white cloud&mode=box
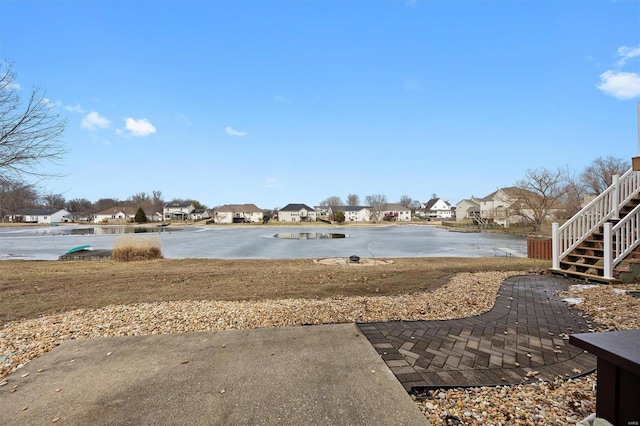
[225,126,247,137]
[597,70,640,100]
[125,118,157,137]
[64,103,86,113]
[615,45,640,67]
[81,111,111,130]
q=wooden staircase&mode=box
[551,169,640,283]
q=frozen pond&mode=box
[0,225,527,261]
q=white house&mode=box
[378,203,411,222]
[214,204,263,224]
[314,206,332,221]
[341,206,371,222]
[190,208,211,221]
[93,206,145,223]
[163,203,195,221]
[278,203,317,222]
[420,198,453,219]
[14,209,71,224]
[455,198,481,222]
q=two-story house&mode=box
[341,206,371,222]
[163,202,195,221]
[214,204,263,224]
[455,197,482,222]
[278,204,317,222]
[420,198,453,219]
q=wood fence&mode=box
[527,238,552,260]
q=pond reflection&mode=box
[274,232,348,239]
[38,226,182,235]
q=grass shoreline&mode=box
[0,257,549,326]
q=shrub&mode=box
[112,236,162,261]
[134,207,148,223]
[334,211,345,223]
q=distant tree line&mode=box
[318,156,631,230]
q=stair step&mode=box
[574,246,604,254]
[567,254,603,261]
[560,261,604,271]
[549,268,621,284]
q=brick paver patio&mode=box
[357,274,598,391]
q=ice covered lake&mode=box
[0,225,527,261]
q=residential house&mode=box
[341,206,371,222]
[455,197,482,222]
[13,209,71,224]
[420,198,453,219]
[190,208,211,221]
[377,203,411,222]
[163,202,195,221]
[213,204,263,224]
[93,206,146,223]
[314,206,332,221]
[480,187,552,226]
[278,204,317,222]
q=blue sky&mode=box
[1,0,639,209]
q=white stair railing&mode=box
[552,167,640,275]
[603,202,640,277]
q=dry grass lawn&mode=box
[0,257,550,325]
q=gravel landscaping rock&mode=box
[2,271,639,424]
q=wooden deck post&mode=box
[604,222,613,279]
[552,222,560,270]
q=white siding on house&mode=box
[278,206,316,222]
[163,204,195,220]
[343,207,370,222]
[214,204,264,224]
[19,209,71,224]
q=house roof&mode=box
[341,205,369,212]
[95,206,139,216]
[423,198,451,210]
[16,208,65,216]
[482,187,538,202]
[164,202,193,208]
[456,198,481,208]
[279,203,315,212]
[216,204,262,213]
[380,203,410,211]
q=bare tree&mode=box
[561,169,588,219]
[320,196,343,209]
[93,198,119,213]
[0,62,67,181]
[66,198,92,213]
[514,167,567,232]
[365,193,387,221]
[581,156,630,195]
[398,195,413,209]
[151,190,164,215]
[126,190,165,216]
[169,198,206,209]
[41,192,66,210]
[0,177,38,221]
[346,193,360,206]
